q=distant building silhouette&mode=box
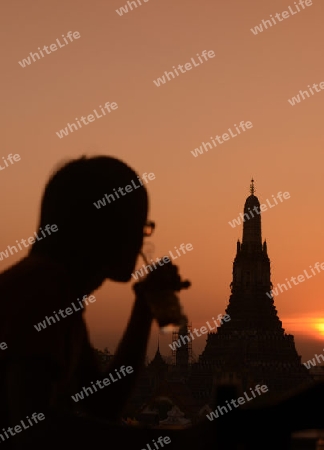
[172,318,193,370]
[190,179,313,403]
[116,181,314,422]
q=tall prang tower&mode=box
[190,180,313,403]
[227,178,279,334]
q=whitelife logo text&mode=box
[18,31,81,68]
[0,153,21,172]
[250,0,313,35]
[228,191,290,228]
[0,413,45,444]
[0,225,58,262]
[131,243,193,281]
[34,295,96,332]
[169,314,231,351]
[116,0,151,17]
[288,80,324,106]
[93,172,155,210]
[206,384,269,421]
[303,349,324,369]
[266,261,324,299]
[56,102,118,139]
[153,50,215,87]
[71,365,134,402]
[191,121,253,158]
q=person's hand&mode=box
[132,259,191,328]
[133,259,191,294]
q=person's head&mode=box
[30,156,149,283]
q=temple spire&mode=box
[250,178,255,195]
[242,179,262,251]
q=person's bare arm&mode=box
[81,262,188,420]
[78,292,153,420]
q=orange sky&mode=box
[1,0,324,361]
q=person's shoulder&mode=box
[0,254,75,326]
[0,254,85,357]
[0,252,68,281]
[1,252,70,292]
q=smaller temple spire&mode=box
[250,178,255,195]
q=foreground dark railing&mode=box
[128,381,324,450]
[22,382,324,449]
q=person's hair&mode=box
[30,156,148,268]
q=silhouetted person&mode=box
[0,156,188,449]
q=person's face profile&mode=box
[99,220,152,282]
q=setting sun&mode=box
[315,322,324,337]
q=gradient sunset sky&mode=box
[1,0,324,361]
